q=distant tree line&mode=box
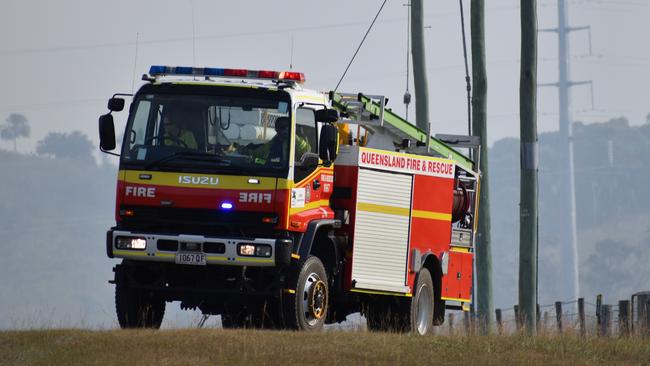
[1,113,96,163]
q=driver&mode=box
[162,108,198,149]
[252,117,310,164]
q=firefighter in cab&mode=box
[252,116,310,164]
[162,107,198,149]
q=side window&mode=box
[127,100,152,150]
[294,108,318,182]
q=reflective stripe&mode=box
[236,257,274,264]
[350,288,413,297]
[412,210,451,221]
[357,202,410,217]
[113,250,148,257]
[441,296,472,302]
[206,256,229,262]
[120,170,281,190]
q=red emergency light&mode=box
[149,65,306,84]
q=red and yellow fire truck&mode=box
[99,65,479,334]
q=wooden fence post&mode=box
[536,304,541,330]
[600,304,612,337]
[514,305,521,331]
[495,309,503,335]
[463,311,470,335]
[596,294,602,328]
[555,301,563,333]
[619,300,630,337]
[578,298,586,338]
[645,301,650,337]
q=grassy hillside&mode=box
[1,329,648,366]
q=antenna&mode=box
[191,0,196,69]
[290,34,294,70]
[131,32,139,93]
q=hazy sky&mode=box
[1,0,649,155]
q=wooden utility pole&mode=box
[410,0,430,132]
[518,0,539,335]
[470,0,493,335]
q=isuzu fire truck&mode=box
[98,65,480,334]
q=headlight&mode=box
[115,236,147,250]
[238,243,272,257]
[255,245,272,257]
[238,244,256,256]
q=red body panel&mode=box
[406,175,454,290]
[442,251,473,301]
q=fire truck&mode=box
[98,65,480,334]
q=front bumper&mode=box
[107,229,292,267]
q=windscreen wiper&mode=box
[144,151,228,169]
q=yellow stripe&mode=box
[236,257,274,264]
[450,246,472,253]
[350,288,413,297]
[294,94,327,103]
[156,253,175,258]
[412,210,451,221]
[357,202,410,216]
[113,250,148,257]
[441,296,472,303]
[120,170,284,190]
[289,199,330,215]
[206,255,229,262]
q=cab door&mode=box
[287,107,333,231]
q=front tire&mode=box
[115,280,165,329]
[283,256,329,331]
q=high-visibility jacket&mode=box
[252,135,311,164]
[164,130,198,149]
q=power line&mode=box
[333,0,388,92]
[0,6,521,57]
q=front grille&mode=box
[157,239,179,251]
[203,242,226,254]
[118,205,278,237]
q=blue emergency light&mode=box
[148,65,305,83]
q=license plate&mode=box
[175,253,206,266]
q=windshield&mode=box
[120,87,291,176]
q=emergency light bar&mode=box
[148,65,305,83]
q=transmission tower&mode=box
[539,0,593,302]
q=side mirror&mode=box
[108,97,125,112]
[319,123,338,165]
[99,114,116,151]
[315,108,338,123]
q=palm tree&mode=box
[1,113,30,152]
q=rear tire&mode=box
[408,268,434,335]
[283,256,329,331]
[115,280,165,329]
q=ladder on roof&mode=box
[329,91,477,172]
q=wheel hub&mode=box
[308,280,327,319]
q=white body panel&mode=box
[351,168,412,293]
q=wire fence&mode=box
[438,293,650,337]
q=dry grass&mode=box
[1,329,649,366]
